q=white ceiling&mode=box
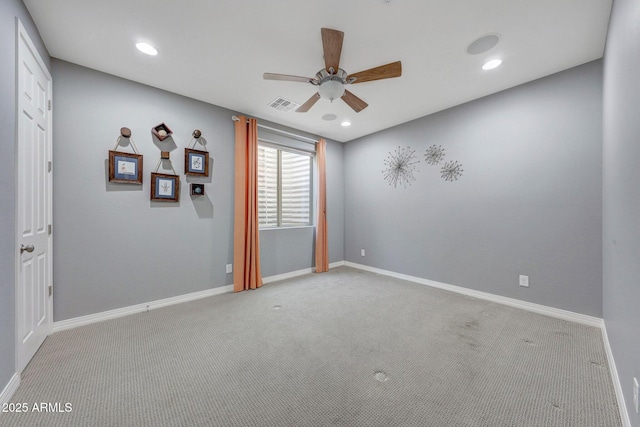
[24,0,612,143]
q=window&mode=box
[258,143,313,228]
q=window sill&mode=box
[259,225,315,231]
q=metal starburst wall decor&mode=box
[424,145,445,165]
[382,146,420,188]
[440,160,464,182]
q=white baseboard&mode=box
[0,373,20,406]
[53,285,233,333]
[262,261,345,284]
[344,261,603,327]
[53,261,346,333]
[52,261,347,333]
[601,322,631,427]
[262,267,314,284]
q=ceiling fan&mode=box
[263,28,402,113]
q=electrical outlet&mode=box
[226,264,232,274]
[632,377,639,413]
[360,249,365,257]
[519,275,529,287]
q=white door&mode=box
[16,20,53,373]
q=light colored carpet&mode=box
[1,267,621,426]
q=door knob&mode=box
[20,244,34,254]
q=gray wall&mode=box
[603,0,640,423]
[0,0,50,397]
[344,60,603,317]
[52,59,344,321]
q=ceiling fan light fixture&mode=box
[318,80,345,102]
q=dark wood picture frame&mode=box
[108,150,143,184]
[151,122,173,141]
[184,148,209,176]
[190,183,205,196]
[151,172,180,202]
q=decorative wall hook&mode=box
[153,151,178,176]
[120,127,131,138]
[112,127,140,153]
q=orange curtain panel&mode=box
[315,138,329,273]
[233,116,262,291]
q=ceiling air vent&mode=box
[268,97,300,112]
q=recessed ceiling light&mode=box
[341,121,351,127]
[136,42,158,56]
[322,114,337,121]
[482,59,502,70]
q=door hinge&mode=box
[48,285,52,297]
[48,161,52,172]
[48,100,52,111]
[48,224,52,235]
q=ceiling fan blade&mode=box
[321,28,344,73]
[296,93,321,113]
[263,73,316,84]
[341,90,368,113]
[348,61,402,84]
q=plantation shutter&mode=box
[280,150,312,226]
[258,145,278,227]
[257,126,314,228]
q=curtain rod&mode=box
[232,115,318,145]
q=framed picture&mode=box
[191,183,205,196]
[109,150,143,184]
[151,122,173,141]
[184,148,209,176]
[151,172,180,202]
